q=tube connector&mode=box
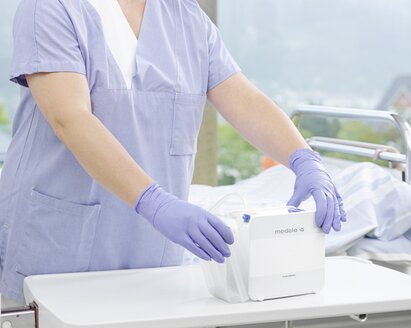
[349,314,368,323]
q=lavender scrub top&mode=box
[0,0,240,301]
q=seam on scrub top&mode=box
[172,0,180,93]
[86,185,112,271]
[62,2,88,75]
[84,205,102,272]
[0,280,25,302]
[198,5,212,94]
[12,108,36,190]
[169,0,180,156]
[0,225,8,270]
[32,0,40,68]
[20,107,49,191]
[158,238,167,267]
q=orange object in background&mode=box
[262,155,279,170]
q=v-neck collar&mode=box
[114,0,149,42]
[88,0,149,88]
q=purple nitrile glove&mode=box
[135,183,234,263]
[287,148,347,234]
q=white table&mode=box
[23,257,411,328]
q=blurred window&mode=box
[217,0,411,184]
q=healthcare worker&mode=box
[0,0,346,302]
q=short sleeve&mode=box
[201,11,241,91]
[10,0,86,87]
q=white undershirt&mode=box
[87,0,138,89]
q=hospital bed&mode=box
[293,105,411,181]
[2,106,411,328]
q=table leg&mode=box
[284,320,294,328]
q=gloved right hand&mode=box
[286,148,346,234]
[134,183,234,263]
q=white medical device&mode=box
[201,207,325,302]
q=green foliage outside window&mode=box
[0,102,11,134]
[0,102,11,168]
[217,115,403,185]
[299,117,402,166]
[217,122,261,185]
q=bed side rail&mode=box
[290,105,411,184]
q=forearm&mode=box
[26,72,153,206]
[234,90,309,167]
[209,74,345,233]
[212,76,308,167]
[54,110,153,206]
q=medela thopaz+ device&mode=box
[201,206,325,302]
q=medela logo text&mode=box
[275,227,305,235]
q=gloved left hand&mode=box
[287,148,347,233]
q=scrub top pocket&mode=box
[170,94,207,156]
[15,189,101,277]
